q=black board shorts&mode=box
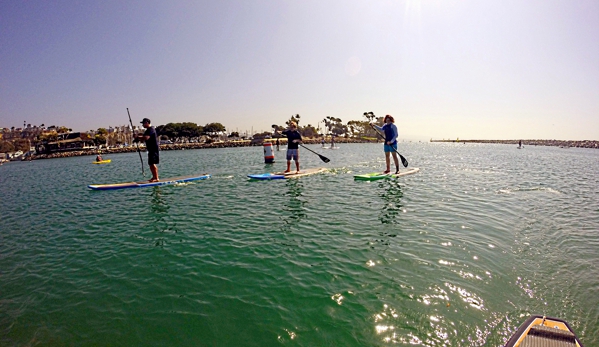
[148,151,159,165]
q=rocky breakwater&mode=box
[27,137,378,160]
[28,141,260,160]
[430,139,599,149]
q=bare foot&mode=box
[149,178,160,182]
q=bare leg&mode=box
[384,152,391,172]
[150,164,159,181]
[391,152,400,173]
[285,160,291,173]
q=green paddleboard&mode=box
[354,168,419,181]
[353,172,390,181]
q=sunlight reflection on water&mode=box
[1,144,598,346]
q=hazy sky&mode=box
[1,0,598,140]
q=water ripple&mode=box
[1,144,598,346]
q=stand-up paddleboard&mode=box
[389,167,419,178]
[248,167,327,180]
[92,159,111,164]
[354,167,419,181]
[353,172,389,181]
[88,174,211,190]
[278,167,327,178]
[247,173,286,180]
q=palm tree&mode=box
[287,114,300,126]
[323,116,334,134]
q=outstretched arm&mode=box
[371,123,384,132]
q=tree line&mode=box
[271,114,383,139]
[1,112,386,152]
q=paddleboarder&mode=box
[135,118,160,182]
[279,121,302,173]
[96,153,103,162]
[371,114,400,174]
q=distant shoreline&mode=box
[430,139,598,149]
[21,137,375,161]
[8,138,598,162]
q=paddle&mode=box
[364,112,408,168]
[299,143,330,163]
[127,108,146,177]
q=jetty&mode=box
[430,139,598,149]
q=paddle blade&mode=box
[399,154,408,167]
[299,143,330,163]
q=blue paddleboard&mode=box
[88,174,211,190]
[248,167,327,180]
[247,173,286,180]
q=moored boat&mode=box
[505,315,583,347]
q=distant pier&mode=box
[430,139,598,149]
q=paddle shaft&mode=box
[127,108,146,176]
[369,123,408,168]
[298,143,330,163]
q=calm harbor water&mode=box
[1,142,598,346]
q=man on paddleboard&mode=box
[135,118,160,182]
[280,121,302,173]
[371,114,400,174]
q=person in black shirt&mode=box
[281,121,302,173]
[135,118,160,182]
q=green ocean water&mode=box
[1,142,598,346]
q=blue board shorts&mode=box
[286,149,299,161]
[384,143,397,153]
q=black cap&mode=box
[141,118,151,124]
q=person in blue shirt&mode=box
[280,121,302,173]
[371,114,400,174]
[135,118,160,182]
